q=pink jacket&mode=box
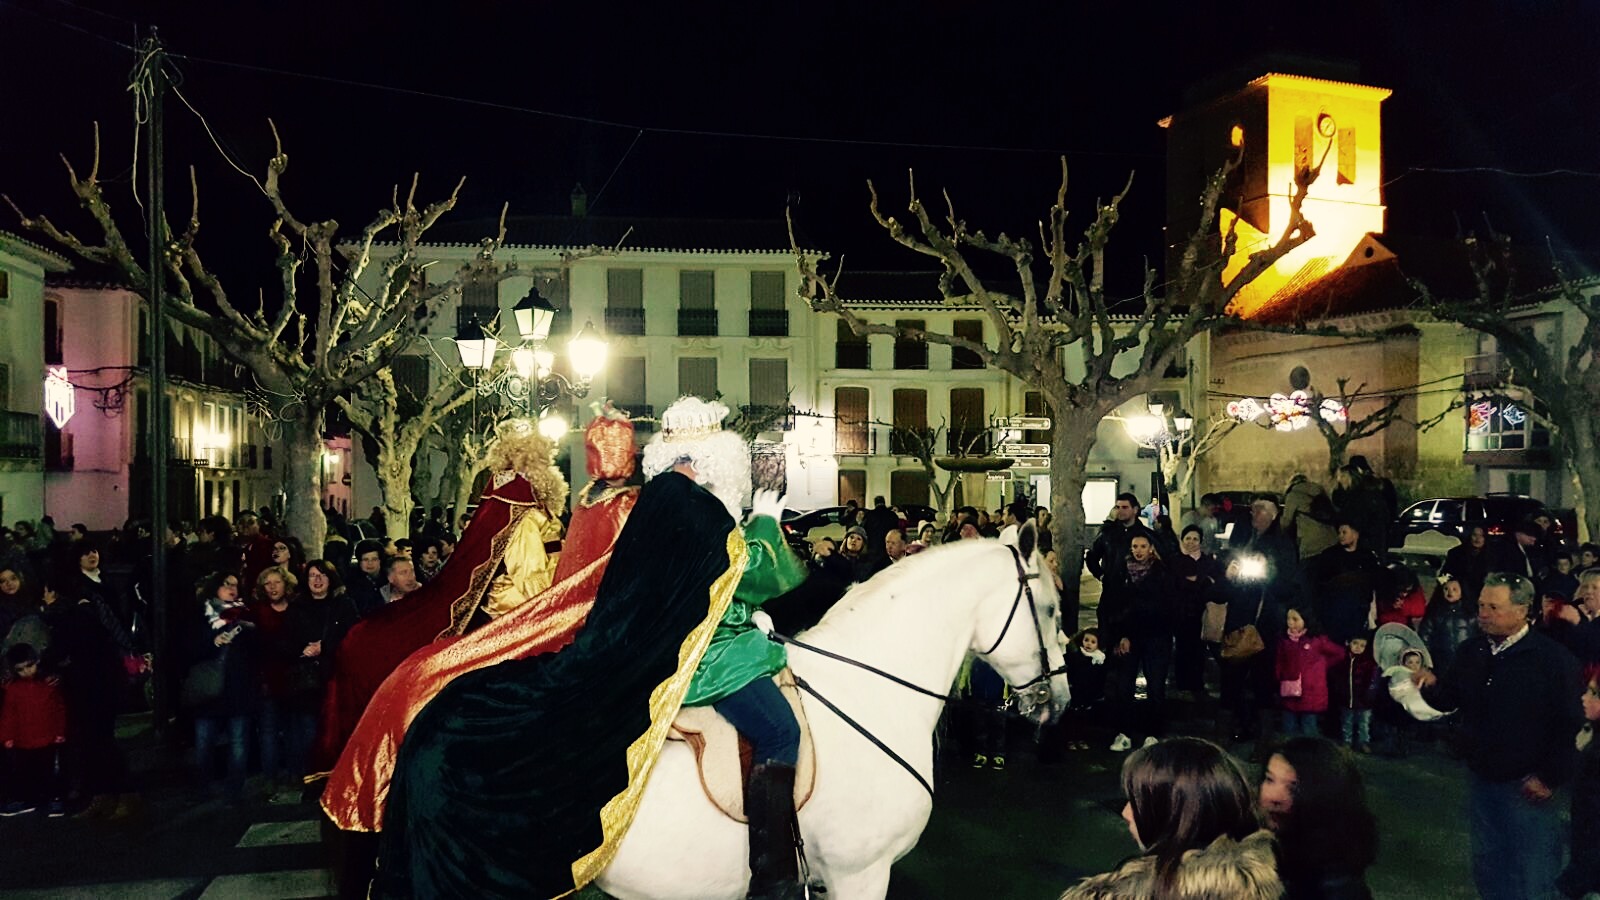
[1275,632,1346,713]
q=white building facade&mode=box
[0,232,69,528]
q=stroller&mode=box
[1372,622,1452,723]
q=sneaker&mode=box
[0,801,36,817]
[990,755,1006,771]
[1141,736,1159,749]
[972,754,988,768]
[45,800,65,818]
[1109,734,1133,752]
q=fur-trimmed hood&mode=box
[1059,830,1283,900]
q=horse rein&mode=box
[768,543,1067,798]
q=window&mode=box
[1465,398,1550,452]
[834,387,869,455]
[678,271,717,336]
[1506,472,1534,496]
[0,362,9,410]
[890,469,930,509]
[606,268,645,335]
[44,299,62,365]
[750,271,788,336]
[748,359,788,409]
[893,320,927,369]
[838,469,866,506]
[950,387,987,454]
[392,355,430,419]
[678,357,717,400]
[1337,127,1357,185]
[458,271,500,333]
[835,320,869,369]
[611,356,647,409]
[891,388,927,455]
[952,319,983,370]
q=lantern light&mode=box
[568,321,608,383]
[512,287,557,344]
[453,318,498,371]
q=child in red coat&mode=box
[1330,634,1380,753]
[0,643,68,817]
[1275,606,1346,737]
[1376,568,1427,628]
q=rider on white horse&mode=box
[641,397,811,900]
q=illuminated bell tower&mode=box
[1160,73,1392,319]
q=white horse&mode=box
[596,522,1070,900]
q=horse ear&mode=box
[1017,520,1037,559]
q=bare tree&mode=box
[1160,412,1238,517]
[6,124,512,549]
[885,418,1010,524]
[335,365,480,540]
[1419,233,1600,540]
[1311,378,1463,475]
[792,154,1318,604]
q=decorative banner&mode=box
[1468,400,1495,434]
[43,366,75,428]
[1501,404,1527,426]
[1228,390,1346,432]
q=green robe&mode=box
[684,515,807,706]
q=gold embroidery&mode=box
[480,510,561,620]
[564,529,748,893]
[442,502,533,638]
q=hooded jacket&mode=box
[1059,830,1284,900]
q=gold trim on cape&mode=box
[441,501,541,637]
[563,528,749,895]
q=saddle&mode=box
[667,668,816,823]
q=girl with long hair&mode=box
[1061,736,1281,899]
[1258,736,1378,898]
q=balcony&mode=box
[618,402,655,433]
[834,422,871,456]
[889,427,933,456]
[749,309,789,337]
[1463,353,1511,390]
[605,307,646,336]
[0,412,42,460]
[948,428,991,456]
[738,405,795,432]
[677,308,718,336]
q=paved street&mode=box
[0,698,1479,898]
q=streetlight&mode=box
[451,306,608,420]
[1121,401,1195,519]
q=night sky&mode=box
[4,1,1600,296]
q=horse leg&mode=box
[821,862,892,900]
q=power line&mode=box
[0,0,137,50]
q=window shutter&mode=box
[750,272,786,310]
[748,359,788,408]
[678,357,718,400]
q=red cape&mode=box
[322,484,637,830]
[310,476,549,774]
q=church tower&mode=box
[1160,73,1392,319]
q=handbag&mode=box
[180,653,226,708]
[284,658,323,697]
[1201,601,1229,643]
[1220,595,1267,662]
[1280,676,1303,698]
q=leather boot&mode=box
[745,763,804,900]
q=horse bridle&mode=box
[981,544,1070,716]
[770,542,1069,797]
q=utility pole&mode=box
[142,30,172,734]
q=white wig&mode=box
[642,397,750,520]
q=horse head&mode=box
[971,520,1070,724]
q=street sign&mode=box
[1009,458,1051,471]
[1004,416,1052,430]
[997,443,1051,457]
[986,472,1012,483]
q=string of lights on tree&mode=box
[1226,391,1347,432]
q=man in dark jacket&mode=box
[861,496,899,557]
[1086,493,1155,586]
[1416,572,1584,900]
[1305,520,1384,643]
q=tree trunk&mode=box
[1566,416,1600,543]
[453,461,491,527]
[1050,418,1097,625]
[1325,434,1350,476]
[377,454,416,542]
[281,412,328,553]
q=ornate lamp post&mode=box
[451,286,609,437]
[1121,401,1195,518]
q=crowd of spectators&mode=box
[0,504,456,815]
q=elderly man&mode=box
[1415,572,1584,900]
[1559,570,1600,663]
[379,556,419,604]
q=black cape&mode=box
[376,472,741,898]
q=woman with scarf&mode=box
[1100,533,1176,752]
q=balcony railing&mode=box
[738,405,795,432]
[677,308,718,336]
[948,428,991,456]
[617,402,655,433]
[0,411,42,460]
[1463,353,1511,390]
[749,309,789,337]
[890,427,933,456]
[835,421,870,455]
[605,307,646,336]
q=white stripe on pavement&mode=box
[235,819,322,848]
[198,868,333,899]
[0,877,207,899]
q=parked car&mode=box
[1389,494,1575,549]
